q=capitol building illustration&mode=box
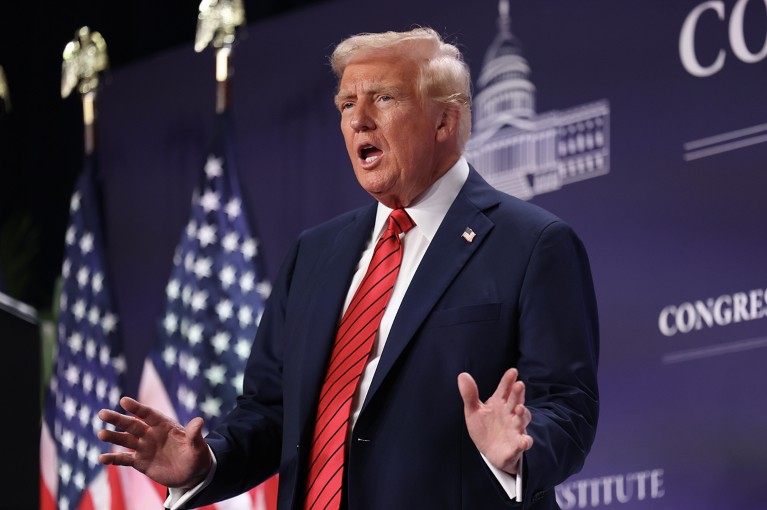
[466,0,610,200]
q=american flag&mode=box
[126,111,277,510]
[40,155,127,510]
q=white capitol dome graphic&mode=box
[466,0,611,200]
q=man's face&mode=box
[336,53,449,208]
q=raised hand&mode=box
[97,396,212,489]
[457,368,533,475]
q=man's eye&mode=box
[379,95,392,102]
[341,102,354,111]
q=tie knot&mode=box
[387,208,415,237]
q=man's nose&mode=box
[350,104,375,131]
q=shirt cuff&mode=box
[480,452,523,503]
[164,447,217,510]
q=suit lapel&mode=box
[363,169,500,409]
[296,204,377,430]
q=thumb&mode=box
[185,417,207,448]
[457,372,480,412]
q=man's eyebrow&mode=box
[335,91,355,104]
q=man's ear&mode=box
[436,106,460,143]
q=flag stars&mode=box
[163,345,178,367]
[61,427,76,451]
[235,338,251,360]
[190,290,209,312]
[205,364,227,386]
[59,460,73,484]
[85,339,97,360]
[238,305,253,328]
[219,265,237,288]
[211,331,231,354]
[88,444,102,465]
[113,355,127,375]
[216,299,234,321]
[232,372,245,395]
[193,257,213,279]
[240,271,255,292]
[205,155,223,178]
[222,231,239,252]
[64,364,80,387]
[197,223,217,247]
[79,232,94,254]
[184,253,196,272]
[95,378,107,400]
[65,226,77,246]
[102,312,118,334]
[167,279,181,300]
[181,353,201,378]
[62,397,78,422]
[200,396,223,418]
[225,198,241,220]
[164,312,179,335]
[199,190,221,213]
[70,191,81,212]
[241,238,258,259]
[72,300,87,321]
[91,271,104,293]
[178,386,197,412]
[181,285,193,306]
[83,372,94,393]
[257,280,272,300]
[186,220,198,239]
[67,332,84,353]
[109,386,121,407]
[99,345,111,366]
[187,322,205,345]
[62,259,72,278]
[88,305,100,326]
[77,438,88,460]
[78,405,91,427]
[76,266,90,288]
[72,470,86,490]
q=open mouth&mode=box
[359,144,383,164]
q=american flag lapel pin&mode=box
[461,227,476,243]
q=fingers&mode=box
[491,368,519,402]
[119,396,170,426]
[98,450,136,467]
[186,417,207,450]
[457,372,480,412]
[98,428,140,451]
[517,433,534,452]
[98,408,149,437]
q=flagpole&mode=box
[61,26,109,155]
[195,0,245,113]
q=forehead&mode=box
[338,52,421,93]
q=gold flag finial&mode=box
[62,27,108,154]
[61,26,109,99]
[195,0,246,53]
[0,65,10,114]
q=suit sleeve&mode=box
[516,220,600,505]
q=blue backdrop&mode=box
[93,1,767,508]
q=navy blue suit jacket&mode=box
[194,168,599,509]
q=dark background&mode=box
[0,0,326,313]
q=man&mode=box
[98,27,599,509]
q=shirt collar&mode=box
[374,157,470,241]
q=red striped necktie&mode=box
[304,208,415,510]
